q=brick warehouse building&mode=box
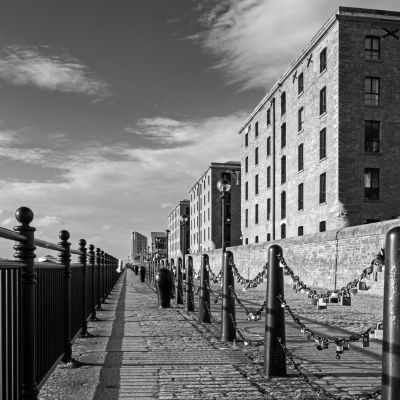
[167,200,190,260]
[240,6,400,245]
[189,162,241,253]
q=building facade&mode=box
[189,162,241,253]
[131,231,148,261]
[240,6,400,244]
[167,200,190,260]
[151,232,167,260]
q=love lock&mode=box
[329,292,339,303]
[374,322,383,340]
[323,340,329,349]
[311,295,318,306]
[343,341,350,351]
[315,339,323,351]
[340,292,351,306]
[335,343,344,359]
[362,334,370,347]
[317,297,327,310]
[358,281,368,291]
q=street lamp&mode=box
[217,177,235,341]
[166,229,170,268]
[180,214,193,312]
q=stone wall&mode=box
[187,219,400,296]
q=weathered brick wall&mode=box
[188,219,400,296]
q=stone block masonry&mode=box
[188,219,400,296]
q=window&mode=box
[267,198,271,220]
[320,86,327,115]
[245,156,248,173]
[245,238,248,245]
[267,166,271,188]
[365,36,380,60]
[320,128,327,159]
[319,173,326,203]
[245,209,248,227]
[281,223,286,239]
[267,109,271,125]
[255,147,259,165]
[298,226,304,236]
[298,143,304,171]
[208,208,210,221]
[298,183,304,210]
[319,221,326,232]
[255,204,259,224]
[281,92,286,115]
[320,47,327,72]
[255,235,259,243]
[267,233,271,241]
[298,107,304,131]
[281,191,286,219]
[245,133,248,147]
[255,121,259,138]
[281,123,286,148]
[364,168,380,200]
[255,174,259,195]
[267,136,271,156]
[365,77,380,105]
[245,181,248,201]
[298,72,304,94]
[281,156,286,184]
[365,121,380,152]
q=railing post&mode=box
[264,245,286,377]
[59,230,72,363]
[382,227,400,400]
[105,253,109,297]
[175,259,183,304]
[89,244,97,320]
[199,254,211,323]
[185,257,194,312]
[14,207,39,400]
[96,248,103,311]
[221,251,235,342]
[101,250,106,303]
[79,239,88,336]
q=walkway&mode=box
[39,268,383,400]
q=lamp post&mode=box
[181,214,193,312]
[166,229,170,268]
[217,177,235,341]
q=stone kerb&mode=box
[190,219,400,296]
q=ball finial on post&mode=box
[15,207,34,225]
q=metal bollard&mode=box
[221,251,235,342]
[140,265,146,282]
[79,239,88,336]
[14,207,39,400]
[155,268,173,308]
[199,254,211,323]
[264,245,286,377]
[175,259,184,304]
[59,230,73,363]
[185,257,194,312]
[135,265,139,275]
[382,227,400,400]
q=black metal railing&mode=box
[0,206,122,400]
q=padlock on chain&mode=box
[317,297,327,310]
[343,341,350,351]
[374,322,383,340]
[335,343,344,359]
[323,340,329,349]
[329,292,339,303]
[315,339,323,351]
[340,292,351,306]
[311,295,318,306]
[362,334,370,347]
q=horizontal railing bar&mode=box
[0,226,26,242]
[35,262,64,270]
[71,249,83,256]
[34,238,64,252]
[0,259,25,269]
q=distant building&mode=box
[131,231,148,260]
[151,231,167,259]
[189,161,241,253]
[167,200,190,260]
[240,6,400,244]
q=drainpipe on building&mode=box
[272,98,276,241]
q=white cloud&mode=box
[0,46,110,100]
[35,215,62,228]
[0,129,20,146]
[194,0,400,90]
[161,202,174,209]
[2,217,13,226]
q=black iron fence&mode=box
[0,207,122,400]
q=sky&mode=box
[1,0,400,259]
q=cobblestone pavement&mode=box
[39,267,383,399]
